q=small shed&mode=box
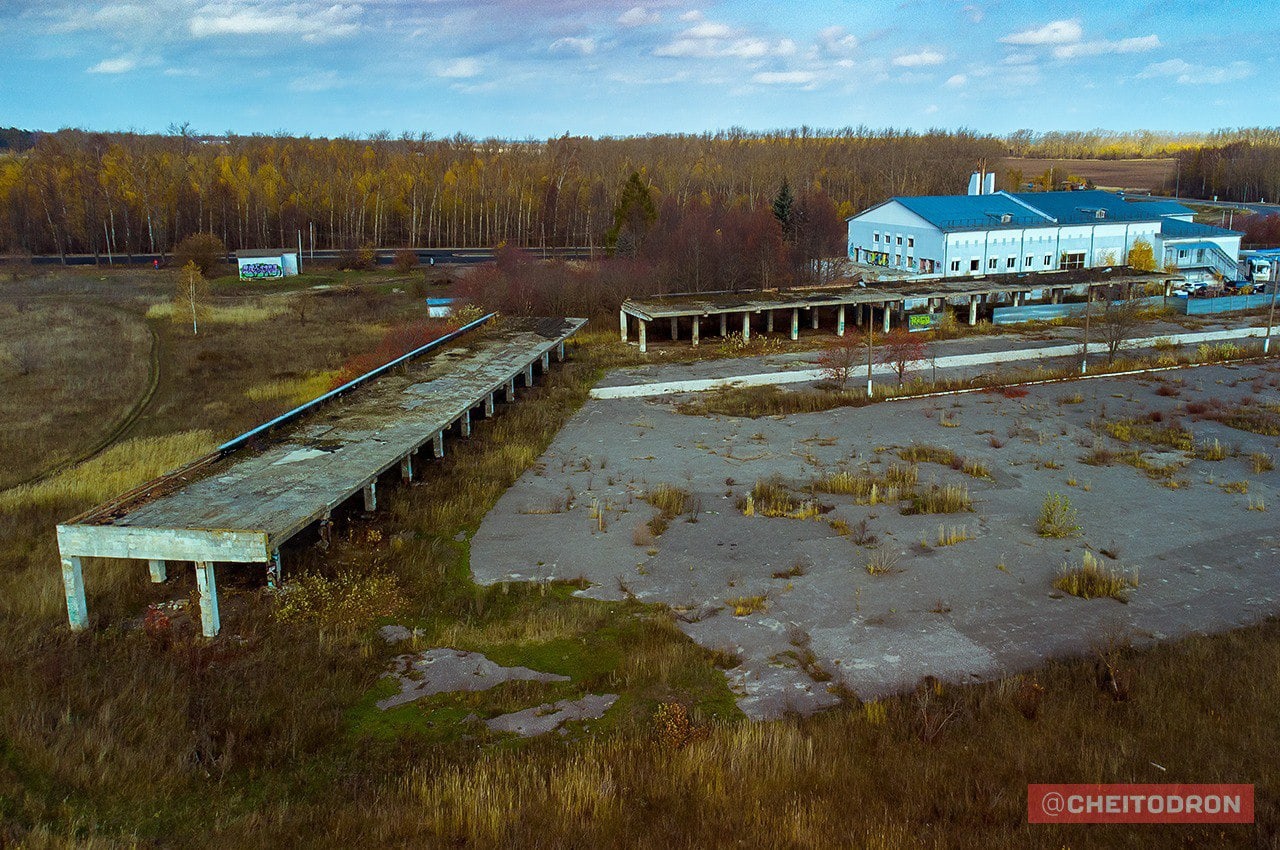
[426,297,454,318]
[236,250,300,280]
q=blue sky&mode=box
[1,0,1275,138]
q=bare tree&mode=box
[878,328,929,386]
[176,260,209,335]
[1097,296,1144,363]
[817,334,862,387]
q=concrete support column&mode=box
[691,317,700,346]
[1051,290,1061,305]
[1013,292,1022,306]
[856,304,864,325]
[811,307,819,330]
[433,430,445,457]
[742,312,751,343]
[267,551,282,590]
[363,481,378,511]
[460,410,471,438]
[619,309,627,342]
[790,308,799,341]
[400,455,414,483]
[507,378,517,401]
[670,316,678,340]
[540,351,550,371]
[61,555,88,631]
[968,295,978,326]
[148,559,167,583]
[719,313,727,336]
[837,304,846,337]
[194,561,220,638]
[484,393,495,418]
[639,320,647,353]
[319,512,333,549]
[766,310,774,333]
[556,341,565,361]
[525,363,535,386]
[882,303,891,332]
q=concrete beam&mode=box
[57,524,269,564]
[670,316,678,340]
[719,313,727,336]
[691,317,699,346]
[194,561,221,638]
[619,309,627,342]
[484,392,495,418]
[837,304,846,337]
[811,307,819,330]
[363,481,377,511]
[639,320,648,353]
[400,455,414,483]
[766,310,774,333]
[148,559,167,583]
[968,295,978,326]
[790,308,799,341]
[62,555,88,631]
[742,311,750,343]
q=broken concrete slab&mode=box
[377,648,569,710]
[484,693,619,737]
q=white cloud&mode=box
[685,20,732,39]
[1140,58,1253,85]
[1000,19,1082,46]
[1053,34,1159,59]
[438,57,481,78]
[1001,51,1036,65]
[944,73,967,88]
[189,2,363,43]
[818,25,856,55]
[892,49,944,68]
[617,6,658,27]
[654,17,792,60]
[961,4,983,23]
[550,36,596,55]
[752,70,816,86]
[87,56,137,73]
[679,10,702,21]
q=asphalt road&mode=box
[7,246,597,268]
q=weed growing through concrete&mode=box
[935,525,972,546]
[1195,438,1229,461]
[902,483,973,515]
[1054,552,1138,602]
[864,544,901,576]
[1250,452,1275,473]
[726,595,768,616]
[1036,492,1080,538]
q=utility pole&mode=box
[187,264,200,336]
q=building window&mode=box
[895,254,902,267]
[970,259,980,272]
[907,237,915,248]
[906,255,914,269]
[950,260,961,273]
[1178,250,1187,259]
[1006,257,1016,269]
[1044,254,1052,266]
[873,232,879,243]
[988,258,998,270]
[1025,255,1034,267]
[1061,251,1086,270]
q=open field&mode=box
[1000,157,1177,191]
[1,268,1278,845]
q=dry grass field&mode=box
[1000,157,1178,192]
[0,270,1276,847]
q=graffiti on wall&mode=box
[240,261,283,279]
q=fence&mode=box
[992,296,1166,325]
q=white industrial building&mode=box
[846,182,1241,283]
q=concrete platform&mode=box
[57,316,586,636]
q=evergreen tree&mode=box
[605,172,657,257]
[772,178,795,238]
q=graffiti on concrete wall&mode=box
[240,261,283,279]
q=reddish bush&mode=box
[328,319,452,389]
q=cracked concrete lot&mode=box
[471,360,1280,719]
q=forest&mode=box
[1,126,1277,260]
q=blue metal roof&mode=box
[1160,218,1241,239]
[1009,190,1175,224]
[891,194,1051,232]
[1120,197,1197,217]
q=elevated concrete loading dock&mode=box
[620,268,1180,351]
[57,316,587,637]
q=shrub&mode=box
[1036,492,1080,538]
[1250,452,1275,473]
[392,248,418,272]
[173,232,227,276]
[274,569,405,629]
[336,245,377,270]
[726,595,768,616]
[864,544,901,575]
[902,483,972,515]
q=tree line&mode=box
[0,126,1001,259]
